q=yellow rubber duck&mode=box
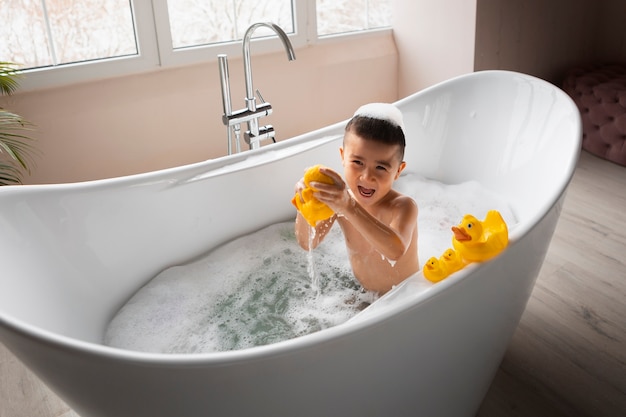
[451,210,509,263]
[440,248,465,275]
[423,256,449,283]
[292,165,335,226]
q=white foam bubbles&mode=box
[353,102,405,130]
[104,222,375,353]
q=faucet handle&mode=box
[255,89,267,104]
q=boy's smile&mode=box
[358,185,375,198]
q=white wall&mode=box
[392,0,477,97]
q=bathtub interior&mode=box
[0,71,581,349]
[398,72,581,228]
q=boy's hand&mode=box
[310,167,353,214]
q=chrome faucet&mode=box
[219,22,296,154]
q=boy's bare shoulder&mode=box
[388,190,418,210]
[380,191,417,226]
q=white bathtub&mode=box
[0,71,581,417]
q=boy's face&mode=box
[340,131,406,208]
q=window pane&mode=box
[1,0,137,70]
[167,0,294,49]
[317,0,391,36]
[1,0,52,67]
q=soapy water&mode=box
[104,173,516,354]
[105,222,369,353]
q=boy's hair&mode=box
[345,116,406,160]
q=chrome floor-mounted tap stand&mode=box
[219,22,296,154]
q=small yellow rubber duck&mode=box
[440,247,465,275]
[292,165,335,226]
[423,256,448,282]
[451,210,508,263]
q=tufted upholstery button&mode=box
[563,64,626,166]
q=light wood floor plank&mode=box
[0,342,78,417]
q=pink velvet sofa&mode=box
[563,63,626,166]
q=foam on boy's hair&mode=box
[353,103,405,131]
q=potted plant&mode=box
[0,61,36,185]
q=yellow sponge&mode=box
[292,165,335,226]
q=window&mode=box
[317,0,391,37]
[2,0,137,69]
[0,0,390,90]
[167,0,294,50]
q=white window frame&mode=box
[16,0,390,92]
[18,1,160,91]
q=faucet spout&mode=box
[242,22,296,112]
[220,22,294,153]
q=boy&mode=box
[294,103,419,294]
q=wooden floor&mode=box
[1,150,624,417]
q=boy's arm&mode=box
[311,170,417,261]
[294,212,336,250]
[338,195,417,261]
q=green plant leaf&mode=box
[0,162,23,185]
[0,62,22,96]
[0,110,37,173]
[0,62,36,185]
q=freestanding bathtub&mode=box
[0,71,580,417]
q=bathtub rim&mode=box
[0,124,346,192]
[0,70,582,367]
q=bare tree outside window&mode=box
[1,0,136,69]
[317,0,391,36]
[167,0,293,49]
